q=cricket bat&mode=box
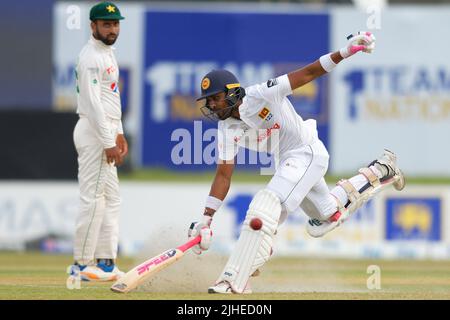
[111,235,201,293]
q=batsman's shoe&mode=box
[208,281,252,294]
[371,149,405,191]
[79,265,119,282]
[306,209,350,238]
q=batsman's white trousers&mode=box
[73,117,121,265]
[267,139,338,224]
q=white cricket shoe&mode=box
[306,209,350,238]
[111,266,125,279]
[208,281,252,294]
[96,259,125,280]
[371,149,405,190]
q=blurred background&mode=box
[1,0,450,269]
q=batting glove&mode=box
[188,215,213,255]
[340,31,376,58]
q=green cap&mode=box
[89,2,125,21]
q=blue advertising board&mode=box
[141,10,330,169]
[385,197,442,241]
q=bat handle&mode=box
[177,235,201,252]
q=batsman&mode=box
[188,31,405,294]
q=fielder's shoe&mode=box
[208,281,252,294]
[78,265,118,282]
[67,261,119,282]
[111,266,125,279]
[97,259,125,280]
[370,149,405,191]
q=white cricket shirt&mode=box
[75,36,123,148]
[217,74,319,162]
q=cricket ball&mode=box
[250,218,263,230]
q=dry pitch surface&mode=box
[0,251,449,300]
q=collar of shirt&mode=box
[236,95,257,128]
[89,35,115,52]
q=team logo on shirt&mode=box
[258,107,273,121]
[258,107,270,119]
[201,78,211,90]
[267,78,278,88]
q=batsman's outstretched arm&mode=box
[288,31,376,91]
[187,160,234,255]
[287,52,343,90]
[205,161,235,217]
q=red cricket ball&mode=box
[250,218,263,230]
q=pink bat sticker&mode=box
[137,249,177,275]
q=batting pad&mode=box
[218,189,281,293]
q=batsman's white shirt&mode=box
[218,74,318,162]
[73,36,123,265]
[218,74,337,219]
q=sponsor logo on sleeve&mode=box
[267,78,278,88]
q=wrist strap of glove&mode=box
[319,53,337,72]
[205,195,223,211]
[339,47,351,59]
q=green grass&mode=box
[119,167,271,183]
[0,252,449,300]
[119,167,450,185]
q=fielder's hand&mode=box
[340,31,376,58]
[105,146,123,166]
[188,215,213,255]
[116,134,129,158]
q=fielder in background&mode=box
[67,2,128,282]
[188,32,405,294]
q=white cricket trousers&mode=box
[73,117,121,266]
[267,139,338,223]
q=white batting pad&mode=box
[217,189,281,293]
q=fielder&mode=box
[67,2,127,282]
[188,31,405,294]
